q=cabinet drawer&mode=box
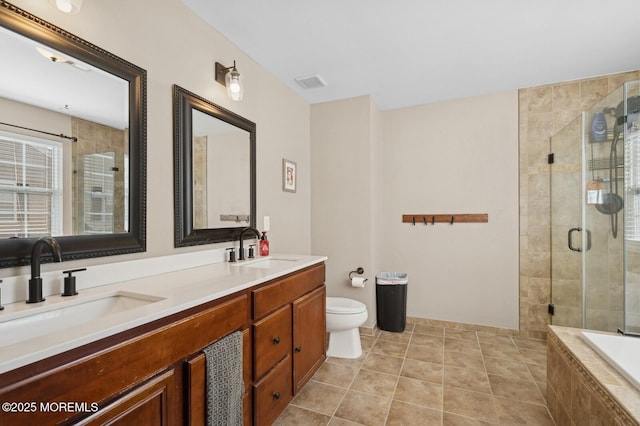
[253,304,291,379]
[253,355,292,426]
[252,263,325,319]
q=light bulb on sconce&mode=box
[49,0,83,14]
[215,60,244,101]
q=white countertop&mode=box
[0,254,326,374]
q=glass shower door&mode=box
[622,80,640,334]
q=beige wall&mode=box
[3,0,312,279]
[311,96,379,326]
[311,91,520,330]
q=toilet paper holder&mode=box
[348,267,364,280]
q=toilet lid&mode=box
[326,297,367,314]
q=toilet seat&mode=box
[326,297,367,315]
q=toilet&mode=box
[326,297,368,359]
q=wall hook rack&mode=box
[402,214,488,225]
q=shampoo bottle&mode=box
[259,232,269,256]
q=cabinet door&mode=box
[292,286,326,394]
[77,368,178,425]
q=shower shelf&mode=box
[589,157,624,171]
[402,214,488,225]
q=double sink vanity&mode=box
[0,255,327,425]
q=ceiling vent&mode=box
[294,74,327,90]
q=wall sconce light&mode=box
[215,60,244,101]
[49,0,83,14]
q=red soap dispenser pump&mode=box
[259,232,269,256]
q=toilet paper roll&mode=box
[351,277,367,288]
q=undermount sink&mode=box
[0,291,164,346]
[235,257,301,269]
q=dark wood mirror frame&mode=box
[0,1,146,267]
[173,85,256,247]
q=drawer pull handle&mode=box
[273,337,280,344]
[273,392,280,400]
[295,346,302,352]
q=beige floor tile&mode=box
[291,381,347,416]
[362,352,404,376]
[442,412,496,425]
[476,332,515,347]
[479,342,521,360]
[414,324,445,336]
[274,405,332,425]
[327,353,366,369]
[525,361,547,383]
[370,339,408,358]
[406,342,444,364]
[445,329,478,341]
[286,320,555,425]
[494,396,555,425]
[488,374,546,405]
[386,400,442,425]
[518,347,547,366]
[444,365,491,394]
[512,336,547,352]
[444,350,485,372]
[313,361,359,388]
[483,356,532,381]
[400,357,443,384]
[360,335,376,352]
[328,417,362,425]
[350,369,398,397]
[411,333,445,347]
[445,337,482,355]
[334,390,391,426]
[393,376,443,410]
[378,330,412,343]
[443,386,499,424]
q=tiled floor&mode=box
[275,322,555,425]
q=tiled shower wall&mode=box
[518,70,640,339]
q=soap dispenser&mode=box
[259,232,269,256]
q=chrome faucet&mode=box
[27,237,62,304]
[238,227,261,261]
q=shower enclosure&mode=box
[550,80,640,334]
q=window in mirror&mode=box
[0,131,62,237]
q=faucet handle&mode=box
[226,247,237,263]
[62,268,86,297]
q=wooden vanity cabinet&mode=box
[0,261,326,426]
[251,263,326,425]
[0,293,250,425]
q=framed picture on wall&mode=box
[282,159,296,193]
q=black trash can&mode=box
[376,272,408,332]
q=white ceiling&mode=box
[182,0,640,110]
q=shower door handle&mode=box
[568,227,591,252]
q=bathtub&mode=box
[581,331,640,391]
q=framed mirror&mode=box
[173,85,255,247]
[0,2,146,267]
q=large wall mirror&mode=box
[173,85,255,247]
[0,2,146,267]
